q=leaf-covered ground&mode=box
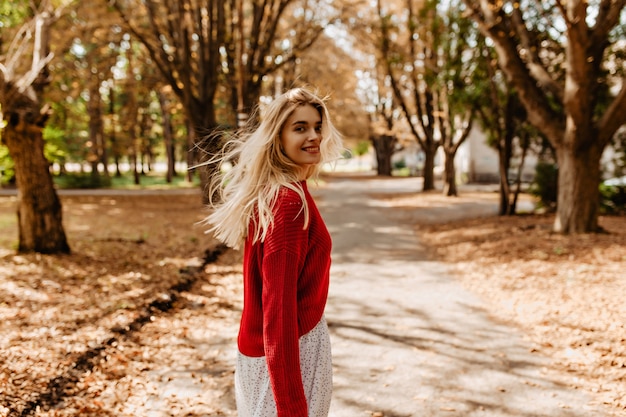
[0,192,243,416]
[407,196,626,415]
[1,189,625,416]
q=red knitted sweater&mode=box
[239,181,332,416]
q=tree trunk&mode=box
[185,118,195,183]
[510,141,529,215]
[108,85,122,177]
[186,99,219,203]
[158,90,176,183]
[370,134,395,176]
[3,114,70,254]
[131,145,140,185]
[497,144,512,215]
[422,143,437,191]
[554,142,602,233]
[88,78,105,180]
[463,0,626,233]
[442,152,457,196]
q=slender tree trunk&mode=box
[88,78,104,180]
[442,152,457,196]
[3,115,70,254]
[99,133,109,177]
[185,118,195,183]
[158,91,176,183]
[422,143,437,191]
[370,134,395,176]
[108,85,122,177]
[187,101,219,202]
[497,145,512,215]
[132,147,140,185]
[138,113,149,176]
[510,141,529,215]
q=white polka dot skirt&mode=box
[235,317,333,417]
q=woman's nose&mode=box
[307,128,321,140]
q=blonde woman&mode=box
[205,87,344,417]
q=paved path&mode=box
[315,176,605,417]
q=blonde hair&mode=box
[204,87,344,249]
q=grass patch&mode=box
[53,172,200,190]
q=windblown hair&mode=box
[204,87,344,249]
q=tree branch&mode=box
[452,112,474,155]
[112,1,181,97]
[16,53,54,95]
[598,77,626,146]
[510,7,563,102]
[4,21,35,77]
[591,0,626,47]
[463,0,565,146]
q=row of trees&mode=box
[0,0,361,253]
[0,0,625,254]
[363,0,625,227]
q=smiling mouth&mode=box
[302,146,320,153]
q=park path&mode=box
[1,177,608,416]
[315,175,605,417]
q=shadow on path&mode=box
[315,175,605,417]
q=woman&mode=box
[205,87,344,417]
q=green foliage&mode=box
[610,128,626,178]
[600,183,626,214]
[0,145,15,185]
[108,174,199,189]
[354,141,370,157]
[53,172,199,190]
[393,159,406,170]
[0,124,72,186]
[529,162,626,214]
[43,125,70,165]
[529,162,558,210]
[0,0,30,28]
[54,173,112,189]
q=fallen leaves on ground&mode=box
[2,188,625,416]
[0,192,242,416]
[414,204,626,415]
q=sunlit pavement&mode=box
[315,175,605,417]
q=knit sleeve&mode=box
[261,190,309,416]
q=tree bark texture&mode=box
[3,111,70,254]
[554,142,603,233]
[422,144,437,192]
[158,91,176,183]
[88,76,106,178]
[370,134,396,176]
[442,153,457,197]
[0,10,70,254]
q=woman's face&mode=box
[280,104,322,178]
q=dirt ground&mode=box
[0,192,243,416]
[0,182,624,416]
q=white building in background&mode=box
[390,125,539,184]
[456,126,622,184]
[454,126,499,183]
